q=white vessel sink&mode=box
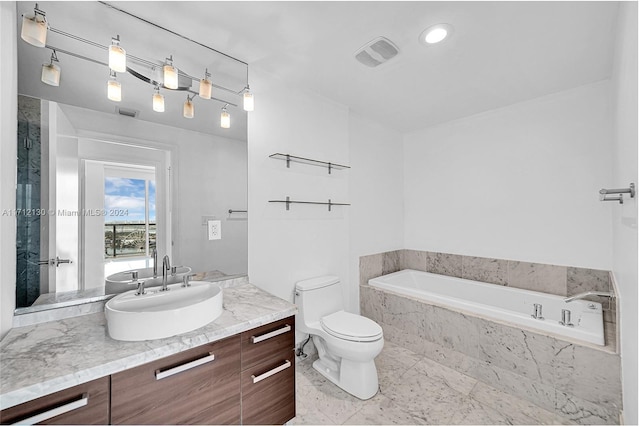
[105,266,192,294]
[105,281,223,341]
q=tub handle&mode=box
[559,309,574,327]
[531,303,544,320]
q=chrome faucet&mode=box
[161,255,171,291]
[564,291,613,303]
[152,248,158,278]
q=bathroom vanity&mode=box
[0,281,296,425]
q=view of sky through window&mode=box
[104,177,156,223]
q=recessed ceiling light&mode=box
[419,24,453,45]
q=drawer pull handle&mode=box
[251,324,291,344]
[155,352,215,380]
[13,393,88,425]
[251,360,292,384]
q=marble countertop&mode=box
[0,281,297,411]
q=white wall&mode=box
[247,70,351,322]
[348,112,404,311]
[610,3,638,424]
[0,2,17,340]
[403,80,614,269]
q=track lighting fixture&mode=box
[163,55,178,90]
[20,3,255,128]
[21,3,48,47]
[243,86,254,112]
[152,86,165,112]
[183,94,195,119]
[199,68,212,100]
[107,71,121,102]
[41,50,60,86]
[108,35,127,73]
[220,105,230,129]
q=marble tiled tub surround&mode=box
[0,279,296,411]
[361,250,617,338]
[360,252,622,425]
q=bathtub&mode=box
[369,269,604,346]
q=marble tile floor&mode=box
[293,341,574,425]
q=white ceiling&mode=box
[17,1,620,137]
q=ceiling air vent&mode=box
[116,107,139,118]
[354,36,400,68]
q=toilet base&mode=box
[312,357,379,400]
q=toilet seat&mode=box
[320,311,383,342]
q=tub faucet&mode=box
[161,255,171,291]
[564,291,613,303]
[531,303,544,320]
[559,309,573,327]
[152,248,158,278]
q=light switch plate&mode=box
[208,220,221,240]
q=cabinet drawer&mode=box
[241,317,294,371]
[241,352,295,425]
[0,376,109,425]
[111,336,241,425]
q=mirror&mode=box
[14,1,249,314]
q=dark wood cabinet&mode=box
[110,335,241,425]
[1,317,295,425]
[0,376,109,425]
[241,317,296,425]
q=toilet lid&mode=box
[320,311,383,342]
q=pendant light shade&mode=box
[21,9,47,47]
[183,97,194,119]
[108,36,126,73]
[163,56,178,89]
[41,62,60,86]
[243,88,254,112]
[152,87,165,112]
[107,73,121,102]
[41,51,60,86]
[199,69,212,99]
[220,107,230,129]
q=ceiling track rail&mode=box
[98,1,249,68]
[47,27,244,98]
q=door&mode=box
[16,99,79,306]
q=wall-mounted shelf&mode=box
[269,153,350,174]
[269,197,350,211]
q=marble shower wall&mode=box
[16,95,42,308]
[359,250,617,326]
[360,284,623,425]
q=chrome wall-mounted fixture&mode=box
[19,2,253,129]
[599,183,635,204]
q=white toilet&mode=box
[295,275,384,400]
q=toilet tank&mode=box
[295,276,343,330]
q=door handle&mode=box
[37,257,73,267]
[54,256,72,267]
[155,352,216,380]
[12,393,88,425]
[251,324,291,344]
[251,360,291,384]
